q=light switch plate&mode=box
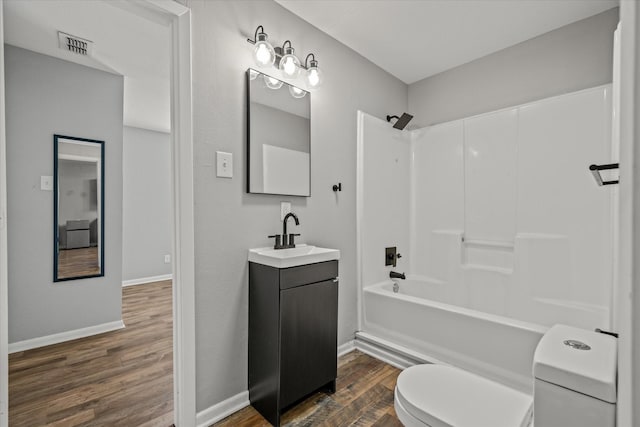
[281,202,291,220]
[41,176,53,191]
[216,151,233,178]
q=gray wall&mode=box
[189,0,407,411]
[408,8,619,127]
[122,126,172,282]
[5,45,123,342]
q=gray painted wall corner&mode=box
[408,7,619,127]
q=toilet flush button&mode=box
[563,339,591,350]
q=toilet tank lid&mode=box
[533,324,617,403]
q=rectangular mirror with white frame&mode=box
[247,68,311,197]
[54,134,105,281]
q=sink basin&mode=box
[249,244,340,268]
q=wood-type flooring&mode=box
[8,280,174,426]
[214,350,402,427]
[57,247,100,279]
[10,279,401,427]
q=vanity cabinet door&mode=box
[279,279,338,409]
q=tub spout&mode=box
[390,271,405,280]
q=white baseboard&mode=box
[9,320,125,353]
[196,390,249,427]
[338,339,355,356]
[354,331,442,370]
[122,274,173,287]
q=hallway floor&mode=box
[214,350,402,427]
[8,280,173,426]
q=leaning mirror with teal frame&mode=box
[53,134,105,281]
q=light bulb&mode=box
[289,85,307,99]
[264,75,283,90]
[253,32,275,67]
[306,59,323,89]
[278,44,300,78]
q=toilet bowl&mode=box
[394,324,617,427]
[394,364,533,427]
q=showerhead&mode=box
[386,113,414,130]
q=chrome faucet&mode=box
[268,212,301,249]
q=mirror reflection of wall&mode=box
[247,69,311,196]
[54,136,104,281]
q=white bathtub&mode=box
[363,279,547,392]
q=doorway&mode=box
[0,1,195,426]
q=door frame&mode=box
[618,2,639,426]
[0,0,8,424]
[0,1,196,426]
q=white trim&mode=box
[195,391,250,427]
[8,320,125,354]
[337,339,355,357]
[165,4,197,427]
[122,274,173,287]
[0,1,8,423]
[355,332,435,370]
[618,3,638,426]
[355,111,365,333]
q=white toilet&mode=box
[394,324,617,427]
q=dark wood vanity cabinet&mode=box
[249,260,339,426]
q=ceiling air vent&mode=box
[58,31,93,56]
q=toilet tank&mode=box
[533,324,617,427]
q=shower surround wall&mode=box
[358,84,614,387]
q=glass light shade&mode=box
[253,33,276,67]
[279,49,301,78]
[288,85,307,99]
[263,75,283,90]
[306,66,324,89]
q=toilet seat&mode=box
[394,364,533,427]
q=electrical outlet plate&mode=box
[281,202,291,220]
[164,254,171,264]
[41,176,53,191]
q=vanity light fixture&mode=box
[248,25,276,67]
[247,25,323,90]
[304,53,323,89]
[279,40,301,78]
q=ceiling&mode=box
[275,0,619,84]
[3,0,619,128]
[3,0,171,132]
